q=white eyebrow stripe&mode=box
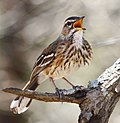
[65,20,75,24]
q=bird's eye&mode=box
[67,22,72,26]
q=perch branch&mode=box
[2,87,87,104]
[2,58,120,123]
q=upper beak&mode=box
[73,16,86,30]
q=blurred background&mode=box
[0,0,120,123]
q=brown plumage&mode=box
[10,16,92,114]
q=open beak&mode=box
[73,16,86,30]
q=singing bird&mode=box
[10,16,92,114]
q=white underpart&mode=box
[66,29,83,49]
[73,30,89,57]
[73,30,83,48]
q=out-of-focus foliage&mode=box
[0,0,120,123]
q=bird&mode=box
[10,16,92,114]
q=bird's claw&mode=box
[55,88,64,99]
[72,85,86,98]
[73,85,85,91]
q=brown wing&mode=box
[29,38,62,83]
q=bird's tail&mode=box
[10,80,39,114]
[10,73,47,114]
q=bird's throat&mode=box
[73,30,84,48]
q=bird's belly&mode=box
[54,61,80,79]
[43,55,81,79]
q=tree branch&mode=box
[2,87,87,104]
[2,58,120,123]
[79,58,120,123]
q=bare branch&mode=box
[2,58,120,123]
[2,87,87,104]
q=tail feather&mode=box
[10,97,30,114]
[10,73,47,114]
[10,80,38,114]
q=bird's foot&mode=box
[72,85,85,91]
[72,85,86,98]
[55,88,64,99]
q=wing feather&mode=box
[29,38,62,82]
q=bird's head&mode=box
[62,16,85,36]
